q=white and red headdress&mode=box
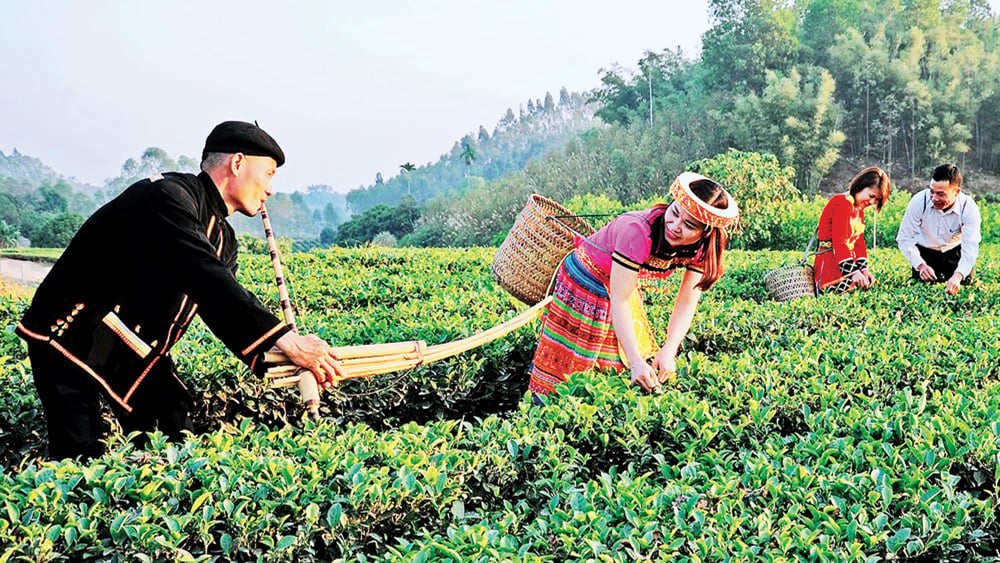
[669,172,740,231]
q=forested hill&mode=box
[0,149,97,196]
[344,87,598,214]
[391,0,1000,249]
[8,1,1000,251]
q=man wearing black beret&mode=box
[16,120,341,460]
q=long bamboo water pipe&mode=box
[260,204,322,417]
[264,295,552,387]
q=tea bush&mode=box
[1,244,999,561]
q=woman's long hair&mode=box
[655,178,730,291]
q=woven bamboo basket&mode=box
[492,194,595,305]
[763,262,816,301]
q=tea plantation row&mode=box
[0,245,998,561]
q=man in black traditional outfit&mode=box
[16,121,340,460]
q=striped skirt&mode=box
[528,250,627,396]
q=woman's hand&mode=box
[630,362,661,392]
[651,347,678,384]
[861,268,875,288]
[850,270,869,289]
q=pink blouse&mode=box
[576,207,705,280]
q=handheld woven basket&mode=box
[491,194,595,305]
[763,262,816,301]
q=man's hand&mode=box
[275,332,343,388]
[917,263,937,282]
[945,272,963,295]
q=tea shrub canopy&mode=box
[1,243,998,561]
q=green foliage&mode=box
[0,248,63,261]
[2,244,1000,560]
[0,193,22,228]
[731,67,846,192]
[291,239,327,253]
[583,0,1000,187]
[687,149,799,249]
[701,0,800,94]
[29,212,85,248]
[564,193,631,230]
[399,223,454,248]
[414,123,696,247]
[371,231,397,247]
[0,149,67,193]
[102,147,197,202]
[319,227,336,245]
[35,181,71,214]
[233,187,349,241]
[333,195,420,247]
[0,220,19,249]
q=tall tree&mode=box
[731,67,846,191]
[399,162,416,194]
[460,140,477,176]
[701,0,799,94]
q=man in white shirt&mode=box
[896,163,981,295]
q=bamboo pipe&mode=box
[421,296,551,363]
[265,296,552,387]
[264,340,425,364]
[260,204,322,417]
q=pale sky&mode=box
[0,1,710,193]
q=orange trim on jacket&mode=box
[48,341,133,413]
[241,322,287,357]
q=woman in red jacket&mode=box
[814,166,891,294]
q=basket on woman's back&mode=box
[491,194,594,305]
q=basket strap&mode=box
[545,248,575,297]
[546,215,594,240]
[549,213,617,220]
[799,230,820,265]
[546,215,615,258]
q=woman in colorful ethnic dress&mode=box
[528,172,740,397]
[813,167,891,295]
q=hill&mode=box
[344,87,599,214]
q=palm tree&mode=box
[399,162,416,194]
[459,141,476,177]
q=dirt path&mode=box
[0,258,52,286]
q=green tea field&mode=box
[1,244,998,562]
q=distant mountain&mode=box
[345,87,599,214]
[0,148,99,194]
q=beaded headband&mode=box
[669,172,740,230]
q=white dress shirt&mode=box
[896,189,981,278]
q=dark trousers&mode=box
[910,244,974,284]
[28,341,194,461]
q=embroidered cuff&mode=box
[838,259,860,276]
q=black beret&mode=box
[202,120,285,167]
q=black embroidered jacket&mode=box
[16,172,290,412]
